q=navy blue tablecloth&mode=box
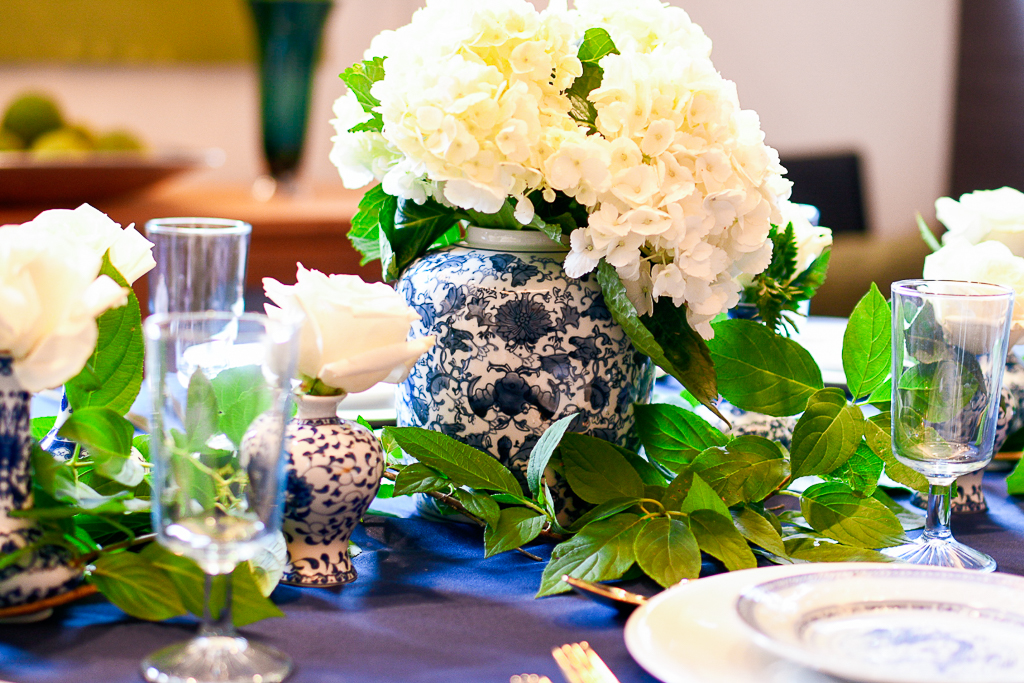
[3,474,1024,683]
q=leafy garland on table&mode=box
[378,284,926,594]
[1,255,282,625]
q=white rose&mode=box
[263,265,435,395]
[25,204,156,285]
[923,238,1024,350]
[0,224,129,392]
[936,187,1024,256]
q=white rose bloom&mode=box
[924,237,1024,349]
[0,224,128,392]
[937,187,1024,256]
[263,265,435,395]
[25,204,155,285]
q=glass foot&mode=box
[882,536,997,572]
[142,635,292,683]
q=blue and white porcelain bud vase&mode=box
[281,394,384,586]
[0,356,80,609]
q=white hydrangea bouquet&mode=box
[330,0,798,410]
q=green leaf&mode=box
[871,488,926,531]
[577,27,619,63]
[526,414,578,496]
[90,552,186,621]
[634,517,700,588]
[31,415,57,443]
[568,496,641,532]
[210,365,271,447]
[59,407,134,459]
[708,318,823,416]
[916,212,942,252]
[1008,458,1024,496]
[863,413,928,493]
[784,537,894,563]
[596,262,720,416]
[617,447,668,486]
[537,513,641,597]
[634,403,727,473]
[484,508,546,558]
[790,388,864,478]
[453,489,501,526]
[339,56,385,131]
[732,506,786,557]
[393,462,449,496]
[897,359,981,424]
[230,561,285,627]
[828,441,883,496]
[384,427,522,496]
[791,248,832,300]
[843,283,892,399]
[382,197,463,281]
[348,184,395,264]
[867,377,892,411]
[140,543,208,616]
[65,254,144,415]
[184,369,219,451]
[800,481,907,548]
[689,435,790,506]
[678,472,731,518]
[687,510,756,571]
[559,433,645,504]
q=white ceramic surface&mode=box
[737,567,1024,683]
[624,563,899,683]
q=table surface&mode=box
[2,472,1024,683]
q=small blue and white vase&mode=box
[281,394,384,587]
[39,389,76,460]
[396,227,655,519]
[0,356,80,610]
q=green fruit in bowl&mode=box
[31,126,94,157]
[0,127,24,151]
[2,93,63,146]
[95,130,145,152]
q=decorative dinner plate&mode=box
[0,149,221,205]
[736,567,1024,683]
[624,563,865,683]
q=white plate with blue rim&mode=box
[735,566,1024,683]
[624,563,1024,683]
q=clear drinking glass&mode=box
[142,312,299,683]
[145,218,252,316]
[886,279,1015,571]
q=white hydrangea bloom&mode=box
[329,0,786,339]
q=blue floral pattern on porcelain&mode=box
[395,228,655,516]
[0,356,80,608]
[280,396,384,587]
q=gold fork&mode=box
[551,642,622,683]
[509,676,552,683]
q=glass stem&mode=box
[199,572,235,638]
[922,482,953,542]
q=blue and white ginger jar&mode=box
[0,356,80,609]
[396,227,655,517]
[281,394,384,586]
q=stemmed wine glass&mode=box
[886,279,1015,571]
[142,312,299,683]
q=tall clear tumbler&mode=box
[145,218,252,316]
[887,280,1014,571]
[142,313,299,683]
